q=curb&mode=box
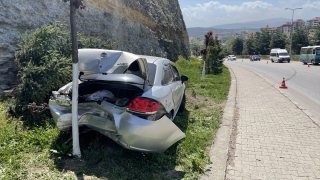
[201,65,236,180]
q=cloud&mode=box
[181,0,320,28]
[302,1,320,10]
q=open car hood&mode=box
[78,49,150,83]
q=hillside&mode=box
[0,0,189,94]
[187,18,291,37]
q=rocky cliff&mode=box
[0,0,190,94]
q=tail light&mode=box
[126,97,165,121]
[127,97,160,114]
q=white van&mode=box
[270,48,291,63]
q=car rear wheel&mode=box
[178,94,186,112]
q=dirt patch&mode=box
[226,106,239,167]
[63,158,86,171]
[186,93,226,111]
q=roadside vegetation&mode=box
[0,23,231,179]
[11,22,113,126]
[222,25,320,56]
[191,24,320,57]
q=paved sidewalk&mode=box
[202,63,320,180]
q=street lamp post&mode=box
[285,7,302,58]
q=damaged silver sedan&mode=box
[49,49,188,153]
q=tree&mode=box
[201,31,224,74]
[207,36,224,74]
[270,30,287,49]
[311,25,320,45]
[232,37,244,55]
[190,43,201,56]
[291,28,309,54]
[243,35,255,55]
[222,38,234,55]
[257,29,271,55]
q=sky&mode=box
[178,0,320,28]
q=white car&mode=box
[49,49,188,153]
[228,55,237,61]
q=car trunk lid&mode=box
[78,49,150,87]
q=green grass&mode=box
[0,56,231,180]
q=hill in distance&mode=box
[187,18,291,37]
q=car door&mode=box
[169,65,184,112]
[162,61,183,114]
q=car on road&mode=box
[228,55,237,61]
[250,55,261,61]
[49,49,189,153]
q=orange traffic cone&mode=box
[279,78,288,89]
[308,63,310,68]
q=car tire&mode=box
[178,93,186,112]
[271,59,274,63]
[288,60,290,63]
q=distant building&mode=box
[279,22,292,34]
[246,32,256,39]
[306,17,320,27]
[260,25,278,34]
[292,19,305,32]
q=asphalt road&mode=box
[225,59,320,126]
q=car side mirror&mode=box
[181,75,188,83]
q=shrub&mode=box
[12,22,113,124]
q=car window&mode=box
[170,65,181,81]
[148,63,156,85]
[161,64,174,85]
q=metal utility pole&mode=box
[70,0,81,158]
[64,0,85,158]
[285,7,302,58]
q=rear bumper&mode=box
[49,99,185,153]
